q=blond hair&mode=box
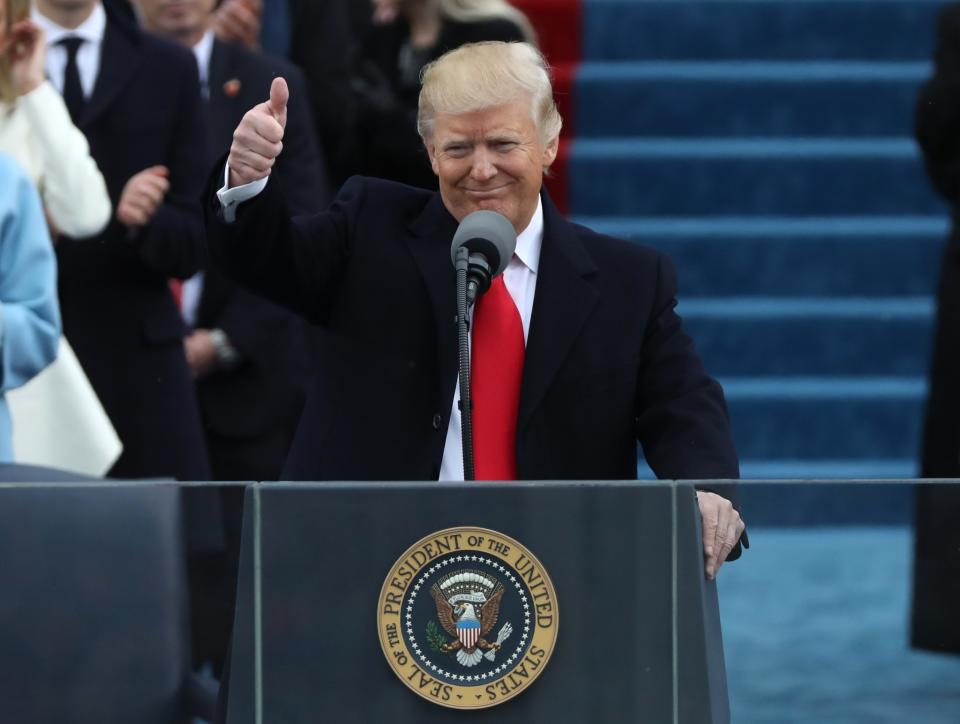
[417,41,562,144]
[438,0,537,45]
[0,0,31,103]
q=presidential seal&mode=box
[377,527,558,709]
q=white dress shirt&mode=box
[217,177,544,481]
[33,2,106,100]
[192,28,215,99]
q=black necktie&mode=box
[58,36,85,124]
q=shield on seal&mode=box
[457,618,481,649]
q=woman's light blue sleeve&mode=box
[0,159,62,391]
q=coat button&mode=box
[432,414,443,430]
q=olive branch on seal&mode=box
[425,620,449,652]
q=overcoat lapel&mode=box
[81,11,142,129]
[403,190,598,432]
[518,192,599,431]
[405,194,460,414]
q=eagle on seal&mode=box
[431,577,512,667]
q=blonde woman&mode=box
[0,0,119,475]
[0,0,110,239]
[354,0,535,189]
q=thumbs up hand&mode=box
[228,77,288,188]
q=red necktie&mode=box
[168,279,183,308]
[471,275,525,480]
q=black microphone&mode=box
[450,210,517,307]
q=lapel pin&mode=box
[223,79,242,98]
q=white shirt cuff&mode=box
[216,165,269,223]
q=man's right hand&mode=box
[228,77,288,189]
[117,165,170,229]
[213,0,262,50]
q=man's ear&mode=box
[541,135,559,170]
[425,138,440,176]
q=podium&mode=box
[225,481,730,723]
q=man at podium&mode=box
[206,41,746,577]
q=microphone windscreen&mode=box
[450,210,517,277]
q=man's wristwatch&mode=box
[209,328,240,370]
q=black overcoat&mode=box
[58,6,210,480]
[913,1,960,654]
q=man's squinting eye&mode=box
[444,144,470,157]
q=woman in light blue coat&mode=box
[0,153,60,460]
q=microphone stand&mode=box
[454,246,475,480]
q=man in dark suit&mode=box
[34,0,210,481]
[133,0,325,483]
[133,0,328,673]
[210,41,747,574]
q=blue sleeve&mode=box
[0,162,62,391]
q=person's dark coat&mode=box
[352,16,526,189]
[185,38,328,674]
[288,0,358,185]
[913,0,960,655]
[58,4,209,480]
[197,38,326,481]
[206,174,740,486]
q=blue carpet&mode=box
[577,217,945,298]
[583,0,941,61]
[570,138,942,217]
[722,377,925,459]
[717,527,960,723]
[681,298,933,376]
[577,62,927,138]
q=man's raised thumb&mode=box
[268,77,288,127]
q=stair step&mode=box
[683,297,933,318]
[722,376,925,398]
[583,0,941,61]
[682,298,933,376]
[720,377,925,458]
[577,61,928,138]
[578,216,945,297]
[570,138,942,216]
[736,480,915,525]
[638,458,916,478]
[635,464,917,523]
[739,460,916,479]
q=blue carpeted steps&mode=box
[572,138,940,216]
[572,0,949,502]
[586,217,945,296]
[578,62,928,138]
[683,298,933,376]
[722,377,925,459]
[584,0,941,61]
